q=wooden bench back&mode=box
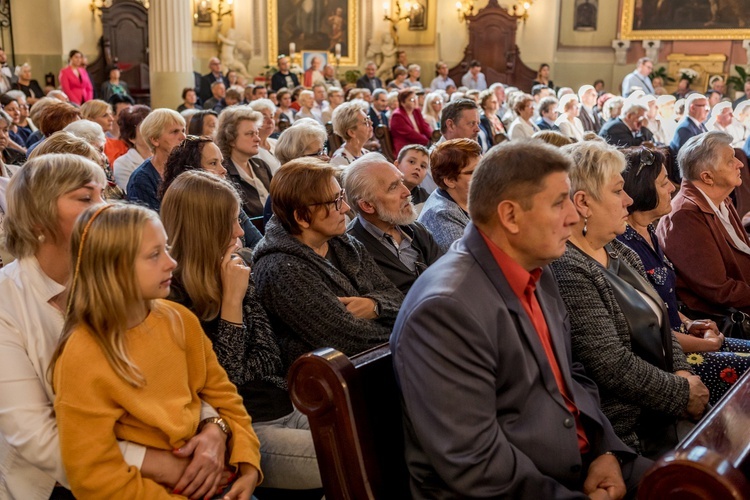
[638,370,750,498]
[325,122,344,154]
[288,344,410,500]
[374,125,396,162]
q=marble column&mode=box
[148,0,194,109]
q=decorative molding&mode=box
[642,39,660,63]
[611,39,630,66]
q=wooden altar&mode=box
[448,0,537,92]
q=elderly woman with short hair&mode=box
[507,93,537,140]
[659,131,750,317]
[27,101,82,154]
[248,98,282,174]
[13,63,44,105]
[274,118,329,165]
[252,158,403,368]
[295,90,316,122]
[330,100,372,167]
[550,140,706,459]
[216,106,273,225]
[61,120,124,199]
[0,110,23,169]
[126,108,186,211]
[619,147,750,405]
[555,94,585,142]
[388,66,409,91]
[417,138,481,253]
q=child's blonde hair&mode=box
[161,170,241,321]
[50,203,160,388]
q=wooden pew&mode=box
[288,344,410,500]
[325,121,344,155]
[638,369,750,499]
[374,124,396,162]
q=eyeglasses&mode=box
[635,148,655,176]
[310,189,346,211]
[304,146,328,157]
[185,135,212,142]
[360,117,372,126]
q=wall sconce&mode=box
[455,0,474,23]
[193,0,233,27]
[383,0,418,45]
[511,0,533,23]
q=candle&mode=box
[383,1,389,17]
[289,43,296,56]
[335,43,341,58]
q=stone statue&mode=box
[218,29,253,79]
[375,33,397,81]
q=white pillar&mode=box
[149,0,194,109]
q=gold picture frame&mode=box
[620,0,750,40]
[268,0,358,67]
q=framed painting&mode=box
[302,51,328,70]
[268,0,358,66]
[620,0,750,40]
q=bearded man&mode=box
[344,153,444,294]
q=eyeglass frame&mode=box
[309,188,346,211]
[304,146,329,157]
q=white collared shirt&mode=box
[0,258,151,498]
[696,187,750,255]
[233,159,269,207]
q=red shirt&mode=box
[480,231,590,454]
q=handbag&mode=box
[680,304,750,340]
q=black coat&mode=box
[224,157,274,230]
[347,218,443,294]
[271,71,300,92]
[599,118,654,148]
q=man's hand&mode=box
[171,422,228,499]
[583,453,626,500]
[140,449,189,488]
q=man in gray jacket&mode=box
[391,140,651,499]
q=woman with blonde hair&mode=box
[216,106,273,225]
[0,155,231,499]
[550,141,704,459]
[555,94,585,142]
[80,99,128,165]
[507,93,538,140]
[51,202,261,499]
[421,92,444,131]
[330,100,372,167]
[162,170,322,490]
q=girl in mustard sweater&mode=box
[50,203,262,500]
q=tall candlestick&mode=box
[289,42,296,56]
[383,1,390,17]
[335,43,341,58]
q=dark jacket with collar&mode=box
[579,106,603,133]
[369,105,389,128]
[657,180,750,315]
[356,75,383,92]
[599,117,654,148]
[347,218,443,294]
[536,117,560,131]
[271,71,300,91]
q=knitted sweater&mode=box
[252,216,404,370]
[417,189,470,253]
[550,240,691,451]
[53,300,261,499]
[169,280,292,422]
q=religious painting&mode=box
[269,0,358,66]
[621,0,750,40]
[302,51,329,71]
[193,0,213,27]
[408,0,428,31]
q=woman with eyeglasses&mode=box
[252,158,403,369]
[215,106,273,229]
[618,147,750,405]
[550,141,707,460]
[390,88,432,156]
[421,92,444,131]
[330,100,373,167]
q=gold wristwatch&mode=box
[199,416,232,439]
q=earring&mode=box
[582,217,588,237]
[37,234,45,243]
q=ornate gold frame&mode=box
[268,0,358,67]
[620,0,750,40]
